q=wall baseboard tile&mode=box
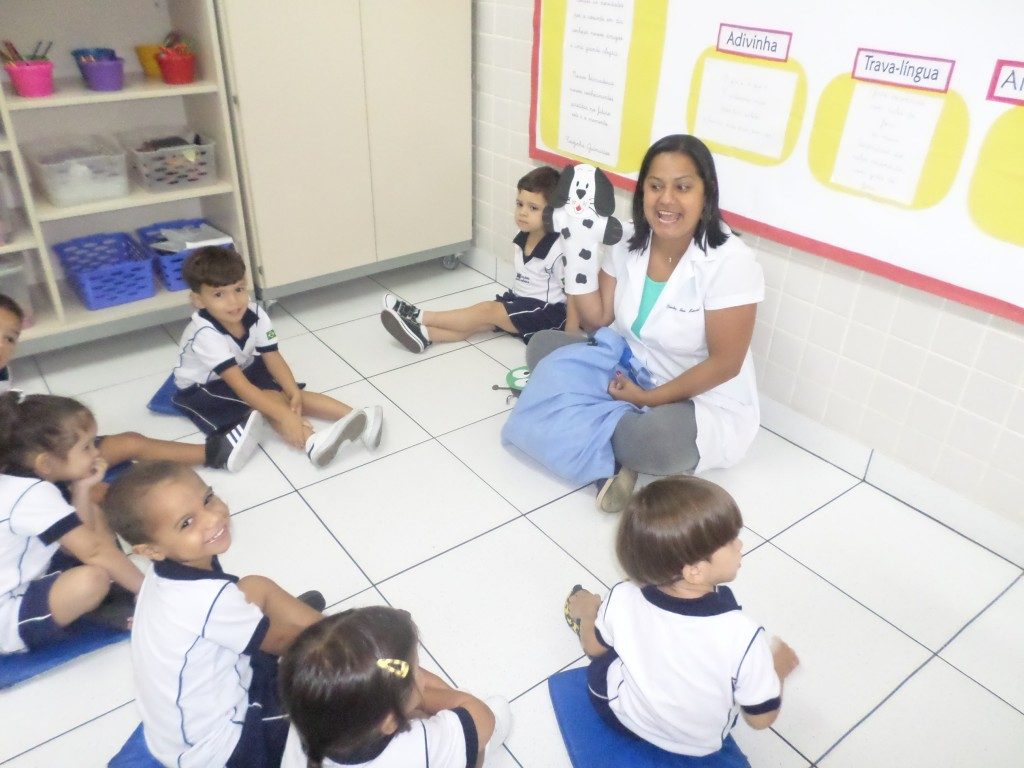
[758,394,872,478]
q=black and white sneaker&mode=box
[382,292,420,320]
[380,308,431,353]
[206,411,266,472]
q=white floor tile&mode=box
[278,277,386,330]
[278,332,362,393]
[5,357,48,394]
[77,371,194,442]
[506,680,573,768]
[439,412,581,512]
[819,658,1024,768]
[371,346,512,436]
[772,483,1022,650]
[0,642,134,762]
[731,544,932,762]
[316,313,468,377]
[417,282,508,344]
[2,703,139,768]
[940,577,1024,712]
[35,327,179,396]
[378,518,597,700]
[304,441,519,582]
[258,379,430,489]
[475,334,529,371]
[372,261,491,304]
[484,746,521,768]
[219,494,370,605]
[700,429,860,539]
[265,303,307,339]
[198,448,293,514]
[731,726,813,767]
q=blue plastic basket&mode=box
[136,218,218,292]
[52,233,155,310]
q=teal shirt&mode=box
[631,275,667,337]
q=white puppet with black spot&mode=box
[543,164,623,295]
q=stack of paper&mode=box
[148,223,233,253]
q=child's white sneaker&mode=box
[361,405,383,450]
[305,409,368,467]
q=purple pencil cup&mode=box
[81,57,125,91]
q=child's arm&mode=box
[219,365,307,448]
[237,575,321,655]
[258,350,303,415]
[563,296,581,335]
[58,525,144,594]
[568,589,608,658]
[740,637,799,730]
[418,669,497,768]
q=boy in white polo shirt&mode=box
[566,476,799,763]
[104,461,325,768]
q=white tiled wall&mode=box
[470,0,1024,521]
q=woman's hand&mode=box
[608,371,648,406]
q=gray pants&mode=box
[526,330,700,476]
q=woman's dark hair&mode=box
[627,134,729,253]
[0,392,95,471]
[617,476,742,586]
[279,606,419,768]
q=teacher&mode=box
[526,135,765,513]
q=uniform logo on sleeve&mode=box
[266,330,277,340]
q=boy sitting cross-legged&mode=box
[104,461,326,768]
[171,246,382,467]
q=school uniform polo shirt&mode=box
[132,556,268,768]
[0,474,81,653]
[280,707,479,768]
[512,231,568,304]
[595,581,780,757]
[173,303,278,389]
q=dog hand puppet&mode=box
[543,164,623,295]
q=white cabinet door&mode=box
[360,0,472,262]
[219,0,377,290]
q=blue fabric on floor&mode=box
[147,373,181,416]
[104,460,134,483]
[108,724,162,768]
[0,621,128,690]
[547,667,750,768]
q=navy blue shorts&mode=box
[172,356,293,435]
[226,651,288,768]
[496,291,567,344]
[18,570,67,650]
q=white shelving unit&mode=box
[0,0,249,355]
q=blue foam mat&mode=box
[108,724,162,768]
[147,374,181,417]
[547,667,749,768]
[0,621,128,690]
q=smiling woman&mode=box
[525,135,765,513]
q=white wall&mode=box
[470,0,1024,521]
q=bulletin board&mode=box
[529,0,1024,322]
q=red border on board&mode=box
[716,22,791,63]
[851,48,955,93]
[527,1,1022,322]
[987,59,1024,106]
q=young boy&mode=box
[170,247,382,467]
[103,461,325,768]
[566,476,799,759]
[380,166,578,352]
[0,294,258,473]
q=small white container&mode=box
[25,136,128,207]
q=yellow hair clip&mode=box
[376,658,410,679]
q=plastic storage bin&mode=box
[118,128,216,190]
[136,218,233,291]
[51,233,155,310]
[25,137,128,207]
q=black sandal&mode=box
[564,584,584,635]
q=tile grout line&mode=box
[759,424,865,484]
[0,698,136,766]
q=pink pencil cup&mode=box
[4,60,54,98]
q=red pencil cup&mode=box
[4,60,54,98]
[156,51,196,85]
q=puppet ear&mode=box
[593,168,615,216]
[552,165,575,207]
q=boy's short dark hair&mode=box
[0,293,25,322]
[181,246,247,292]
[616,476,743,586]
[104,460,195,545]
[517,166,560,204]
